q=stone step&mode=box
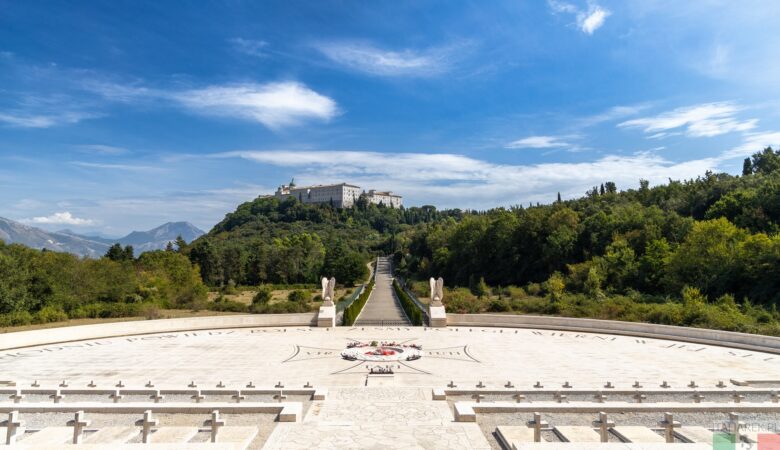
[495,425,536,449]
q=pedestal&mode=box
[317,304,336,327]
[429,304,447,328]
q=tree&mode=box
[174,235,187,252]
[165,241,174,252]
[105,244,134,262]
[743,158,754,176]
[252,285,272,305]
[557,192,562,203]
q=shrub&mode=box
[287,290,309,302]
[343,280,374,325]
[393,279,424,325]
[252,286,273,305]
[35,306,69,324]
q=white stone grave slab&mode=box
[214,426,257,447]
[675,426,715,444]
[16,427,71,445]
[555,426,601,442]
[149,426,199,443]
[612,426,665,443]
[496,425,536,449]
[83,426,138,444]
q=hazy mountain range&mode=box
[0,217,204,257]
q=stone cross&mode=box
[304,382,313,388]
[471,394,484,403]
[562,381,572,388]
[321,277,336,306]
[716,380,727,388]
[476,381,485,388]
[604,381,614,389]
[246,381,256,388]
[2,411,23,445]
[526,412,549,443]
[274,391,287,403]
[50,389,64,404]
[533,381,543,388]
[688,380,698,388]
[632,381,642,388]
[593,412,615,443]
[429,277,444,306]
[660,381,670,388]
[135,410,158,444]
[513,393,526,403]
[115,380,125,388]
[67,411,90,444]
[191,390,205,403]
[505,381,515,388]
[633,393,646,403]
[725,413,744,442]
[109,389,124,403]
[732,392,745,403]
[9,389,23,404]
[554,392,567,403]
[206,410,225,443]
[31,380,40,387]
[692,392,705,403]
[59,380,68,388]
[145,381,155,388]
[275,381,285,388]
[87,380,97,388]
[447,381,457,388]
[593,392,607,403]
[232,391,245,403]
[188,381,198,388]
[658,412,681,443]
[771,391,779,403]
[216,381,226,388]
[150,390,164,403]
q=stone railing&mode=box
[447,313,780,354]
[0,313,317,351]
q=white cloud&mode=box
[315,41,460,77]
[76,144,128,155]
[0,111,97,128]
[26,211,95,226]
[214,149,718,208]
[229,38,269,57]
[548,1,611,35]
[506,135,572,149]
[579,6,610,34]
[720,131,780,160]
[71,162,164,172]
[173,82,338,129]
[618,102,758,138]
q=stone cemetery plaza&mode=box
[1,257,779,448]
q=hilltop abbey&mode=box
[273,181,403,208]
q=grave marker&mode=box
[592,412,615,443]
[1,411,23,445]
[135,410,158,444]
[526,412,548,443]
[205,410,225,443]
[472,393,484,403]
[67,410,90,444]
[658,412,680,443]
[50,389,63,404]
[150,390,164,403]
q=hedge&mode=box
[342,280,374,325]
[393,279,424,326]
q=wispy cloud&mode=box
[506,135,573,149]
[229,38,269,57]
[618,102,758,138]
[71,161,164,172]
[0,110,98,128]
[548,1,611,35]
[172,82,338,129]
[76,144,129,155]
[24,211,95,226]
[315,41,464,77]
[721,131,780,160]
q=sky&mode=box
[2,0,780,236]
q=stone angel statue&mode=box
[429,277,444,306]
[321,277,336,306]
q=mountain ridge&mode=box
[0,218,204,257]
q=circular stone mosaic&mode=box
[340,341,423,362]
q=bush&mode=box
[393,279,424,325]
[287,290,309,302]
[35,306,69,324]
[0,311,34,327]
[252,286,273,305]
[343,280,374,325]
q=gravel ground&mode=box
[448,392,775,404]
[477,411,780,450]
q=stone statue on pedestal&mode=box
[321,277,336,306]
[429,277,444,306]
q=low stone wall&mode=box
[447,313,780,354]
[0,313,317,351]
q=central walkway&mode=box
[354,256,410,326]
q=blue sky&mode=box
[2,0,780,235]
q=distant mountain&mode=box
[116,222,205,253]
[0,218,205,257]
[0,217,110,258]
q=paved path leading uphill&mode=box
[354,257,410,326]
